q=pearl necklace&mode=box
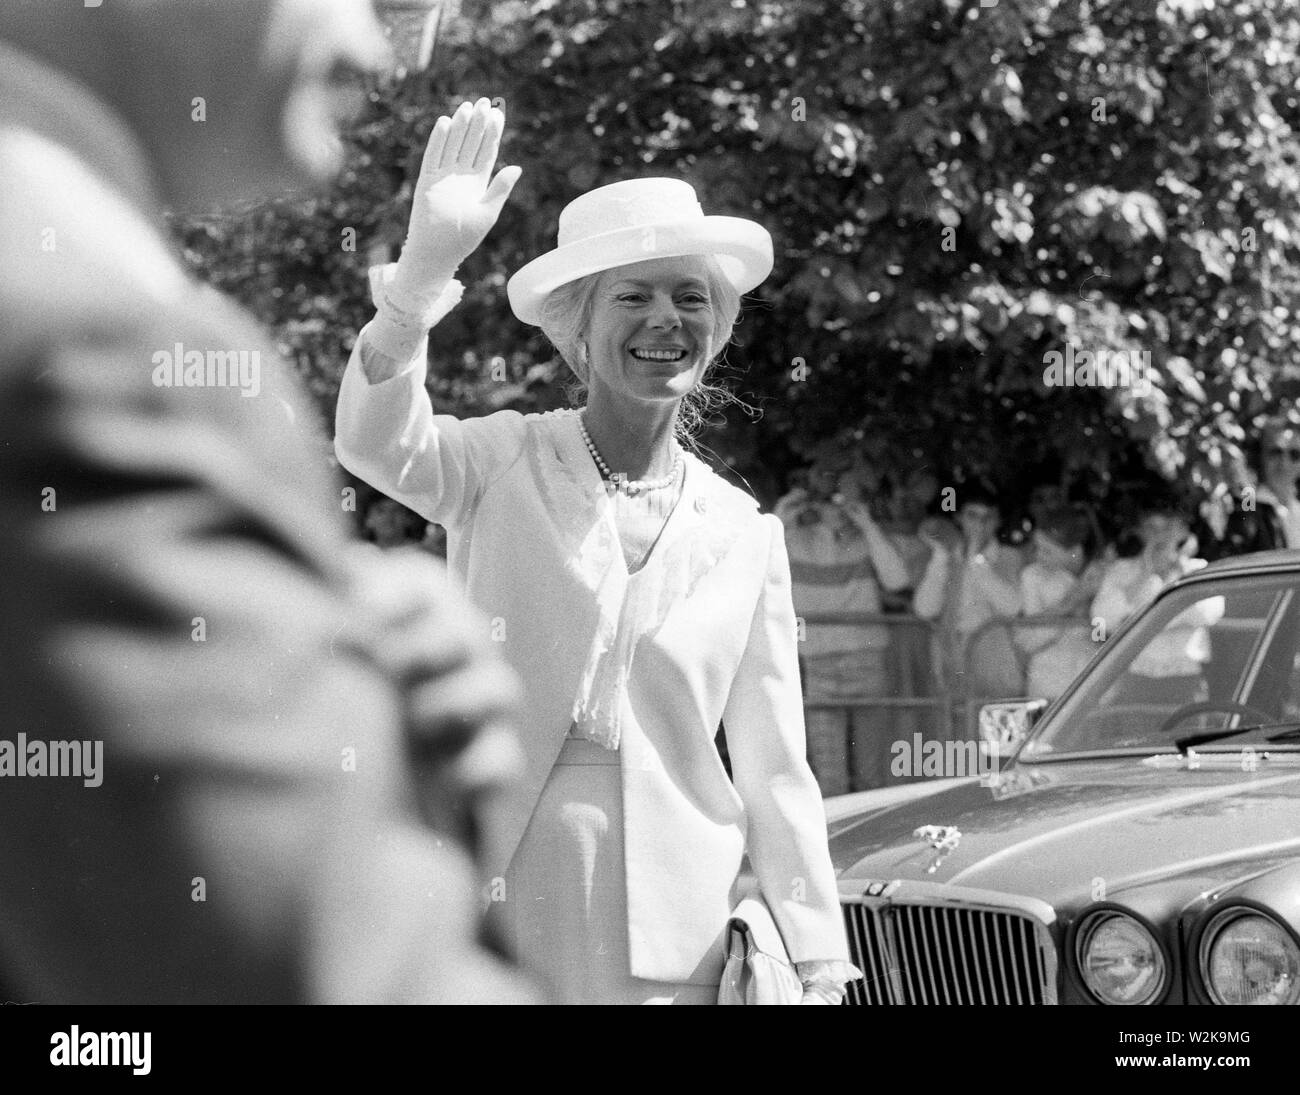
[578,412,682,495]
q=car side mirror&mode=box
[979,698,1049,764]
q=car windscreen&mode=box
[1020,573,1300,759]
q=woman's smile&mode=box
[627,343,693,373]
[628,346,689,364]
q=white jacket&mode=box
[335,323,850,982]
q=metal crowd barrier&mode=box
[797,611,1095,794]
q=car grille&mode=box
[843,899,1056,1004]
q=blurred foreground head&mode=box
[0,0,401,209]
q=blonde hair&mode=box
[536,255,747,446]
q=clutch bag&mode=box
[717,887,803,1005]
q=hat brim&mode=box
[506,216,774,326]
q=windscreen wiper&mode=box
[1175,721,1300,754]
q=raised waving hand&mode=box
[386,97,523,313]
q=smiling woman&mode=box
[539,254,743,444]
[335,99,857,1004]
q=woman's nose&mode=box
[646,296,682,329]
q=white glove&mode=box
[384,97,522,316]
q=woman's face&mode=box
[583,255,716,405]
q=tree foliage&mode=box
[171,0,1300,526]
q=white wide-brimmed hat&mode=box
[506,178,774,326]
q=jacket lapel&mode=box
[645,452,758,614]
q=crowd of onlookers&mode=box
[777,412,1300,795]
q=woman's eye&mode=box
[617,294,646,303]
[679,294,709,305]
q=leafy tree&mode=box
[171,0,1300,536]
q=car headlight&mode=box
[1076,910,1167,1005]
[1200,909,1300,1006]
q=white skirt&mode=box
[496,736,718,1005]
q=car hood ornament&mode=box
[913,825,962,874]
